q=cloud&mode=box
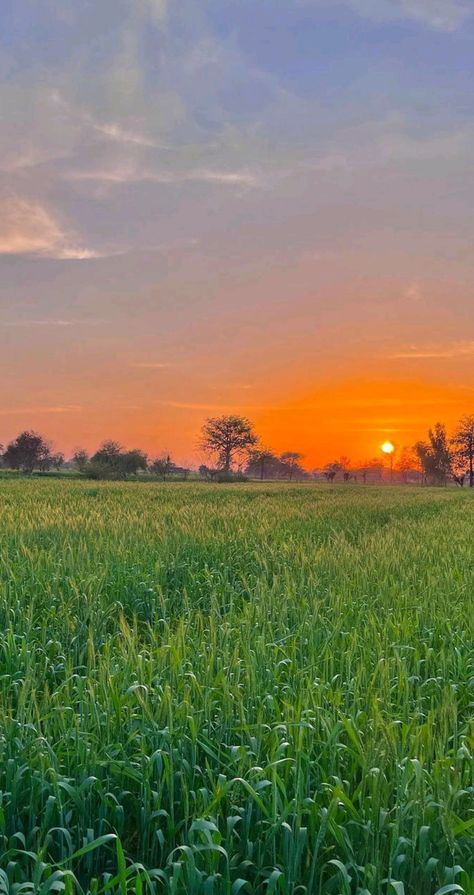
[0,197,63,256]
[0,405,82,415]
[339,0,470,31]
[64,161,261,189]
[0,196,104,260]
[404,281,423,302]
[55,246,103,260]
[189,169,259,187]
[92,121,158,147]
[0,0,472,278]
[2,319,75,327]
[305,116,474,179]
[391,341,474,359]
[132,362,173,368]
[140,0,168,24]
[1,317,106,328]
[162,401,275,411]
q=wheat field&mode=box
[0,480,472,894]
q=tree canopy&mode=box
[200,415,257,471]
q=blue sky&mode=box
[0,0,473,461]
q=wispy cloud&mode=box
[64,164,261,189]
[1,317,106,328]
[92,121,158,148]
[141,0,168,24]
[209,384,254,391]
[404,281,423,302]
[2,319,75,328]
[162,401,274,411]
[339,0,471,32]
[132,362,173,369]
[305,118,474,179]
[0,196,101,260]
[0,405,82,415]
[189,169,259,187]
[391,341,474,359]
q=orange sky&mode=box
[2,255,473,467]
[1,354,472,468]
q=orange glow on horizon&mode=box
[0,373,467,470]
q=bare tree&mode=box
[51,452,65,472]
[200,415,257,472]
[451,415,474,487]
[247,448,276,480]
[396,446,418,484]
[150,455,172,481]
[338,455,351,473]
[280,451,304,481]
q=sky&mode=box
[1,0,473,467]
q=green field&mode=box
[0,481,472,895]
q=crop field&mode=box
[0,480,472,895]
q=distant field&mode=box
[0,481,472,895]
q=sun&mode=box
[381,441,395,454]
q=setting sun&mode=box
[381,441,395,454]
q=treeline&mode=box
[1,413,474,485]
[0,434,190,480]
[413,419,474,486]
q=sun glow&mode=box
[381,441,395,454]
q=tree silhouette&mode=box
[247,448,276,480]
[87,442,148,479]
[2,431,52,474]
[451,415,474,487]
[414,423,452,485]
[280,451,304,481]
[200,415,257,472]
[150,455,173,481]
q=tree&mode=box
[323,460,342,482]
[364,459,384,482]
[199,464,215,480]
[200,415,257,472]
[91,440,122,465]
[86,442,147,479]
[396,446,419,484]
[451,415,474,487]
[72,449,89,473]
[121,449,148,476]
[337,456,352,482]
[246,448,276,480]
[280,451,304,481]
[2,431,52,473]
[414,422,452,485]
[150,455,172,481]
[87,441,123,479]
[50,452,65,472]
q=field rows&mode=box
[0,481,472,894]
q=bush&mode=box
[215,470,248,483]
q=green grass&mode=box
[0,480,472,895]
